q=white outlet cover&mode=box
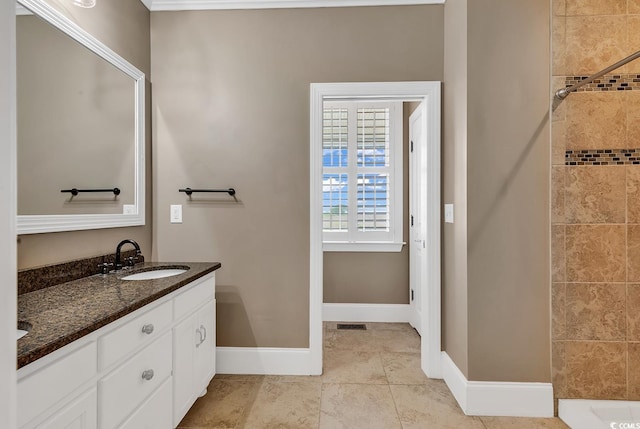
[444,204,454,223]
[170,204,182,223]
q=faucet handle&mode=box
[98,262,113,275]
[126,255,139,268]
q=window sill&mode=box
[322,242,405,253]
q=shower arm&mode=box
[554,49,640,100]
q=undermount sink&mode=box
[122,267,188,281]
[17,321,31,340]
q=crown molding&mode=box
[149,0,444,11]
[16,4,32,15]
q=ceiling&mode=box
[143,0,444,11]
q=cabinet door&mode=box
[172,314,196,427]
[195,300,215,393]
[39,388,96,429]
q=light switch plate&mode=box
[123,204,136,215]
[444,204,454,223]
[170,205,182,224]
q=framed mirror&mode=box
[16,0,145,234]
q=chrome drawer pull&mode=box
[195,327,204,348]
[141,324,154,335]
[200,325,207,343]
[141,369,154,381]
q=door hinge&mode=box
[410,140,414,153]
[411,215,414,226]
[411,289,414,301]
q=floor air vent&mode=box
[337,323,367,330]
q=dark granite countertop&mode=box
[17,261,221,369]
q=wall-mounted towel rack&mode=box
[179,188,236,196]
[61,188,120,196]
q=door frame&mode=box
[309,81,441,378]
[409,102,427,335]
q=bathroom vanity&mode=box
[16,262,221,429]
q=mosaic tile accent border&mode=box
[564,74,640,92]
[565,149,640,165]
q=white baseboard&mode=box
[441,352,554,417]
[559,399,640,429]
[322,303,411,323]
[216,347,313,375]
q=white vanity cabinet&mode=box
[172,281,216,427]
[17,272,217,429]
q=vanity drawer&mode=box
[118,378,172,429]
[18,342,97,428]
[98,300,172,370]
[174,274,214,321]
[98,331,172,429]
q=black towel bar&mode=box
[61,188,120,196]
[179,188,236,196]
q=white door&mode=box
[409,103,427,336]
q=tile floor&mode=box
[178,322,570,429]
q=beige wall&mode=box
[443,0,550,382]
[17,0,152,269]
[442,0,469,377]
[0,1,17,426]
[551,1,640,400]
[466,0,550,383]
[323,102,419,305]
[151,6,444,347]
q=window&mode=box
[322,101,403,252]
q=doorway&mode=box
[409,103,426,336]
[309,82,442,378]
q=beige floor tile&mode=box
[264,375,323,384]
[320,384,402,429]
[480,416,570,428]
[183,323,572,429]
[242,381,322,429]
[214,374,266,382]
[370,329,421,353]
[323,349,387,384]
[324,329,378,352]
[380,352,428,385]
[390,383,485,429]
[363,322,416,332]
[178,379,260,429]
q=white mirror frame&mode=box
[16,0,145,234]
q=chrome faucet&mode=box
[115,239,141,270]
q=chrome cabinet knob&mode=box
[141,369,154,381]
[141,324,154,335]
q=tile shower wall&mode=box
[552,0,640,400]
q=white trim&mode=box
[559,399,640,429]
[441,352,554,418]
[150,0,444,11]
[140,0,153,10]
[310,81,442,380]
[215,347,312,375]
[322,303,411,323]
[16,0,145,235]
[15,4,32,15]
[441,352,469,412]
